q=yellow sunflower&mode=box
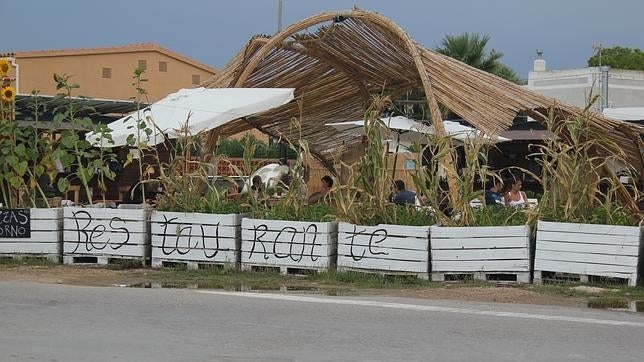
[0,58,10,76]
[1,85,16,103]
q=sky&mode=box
[4,0,644,78]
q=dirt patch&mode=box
[0,265,586,308]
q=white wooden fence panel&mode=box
[241,219,337,270]
[535,221,642,281]
[0,208,62,256]
[337,222,429,275]
[63,207,149,260]
[430,226,531,274]
[150,211,241,265]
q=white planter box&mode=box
[63,207,150,265]
[241,218,337,273]
[535,221,642,286]
[151,211,243,268]
[0,208,62,260]
[337,222,430,278]
[430,225,531,282]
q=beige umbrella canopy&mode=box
[201,9,643,197]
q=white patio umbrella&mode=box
[326,116,509,144]
[327,116,508,178]
[86,87,295,147]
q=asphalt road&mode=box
[1,281,643,362]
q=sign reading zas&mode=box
[0,208,31,238]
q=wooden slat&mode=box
[242,250,333,269]
[432,260,530,272]
[151,211,243,227]
[430,225,529,238]
[0,242,59,254]
[537,221,641,237]
[337,256,427,273]
[432,248,528,261]
[242,218,337,234]
[536,240,640,256]
[0,231,61,244]
[339,222,429,238]
[535,250,638,268]
[338,244,428,261]
[241,229,335,246]
[431,236,529,250]
[534,259,637,279]
[536,230,640,246]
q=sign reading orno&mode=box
[0,209,31,238]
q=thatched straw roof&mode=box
[202,9,644,173]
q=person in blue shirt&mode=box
[484,180,504,206]
[392,180,416,205]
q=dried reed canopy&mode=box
[203,9,644,172]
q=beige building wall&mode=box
[14,44,217,102]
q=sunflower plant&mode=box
[52,73,116,204]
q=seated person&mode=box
[392,180,416,205]
[505,179,529,208]
[484,181,504,206]
[308,175,334,204]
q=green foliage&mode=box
[216,135,293,159]
[436,32,521,84]
[472,205,528,226]
[53,73,116,204]
[533,104,640,226]
[587,46,644,71]
[540,204,635,226]
[156,189,247,214]
[264,203,333,222]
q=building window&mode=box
[102,67,111,78]
[138,59,147,71]
[192,74,201,85]
[158,61,167,72]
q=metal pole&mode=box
[277,0,283,32]
[277,0,287,164]
[600,66,610,110]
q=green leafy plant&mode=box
[329,95,437,226]
[52,73,116,204]
[533,103,641,225]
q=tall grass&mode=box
[533,104,641,225]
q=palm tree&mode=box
[436,33,521,84]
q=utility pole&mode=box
[277,0,288,164]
